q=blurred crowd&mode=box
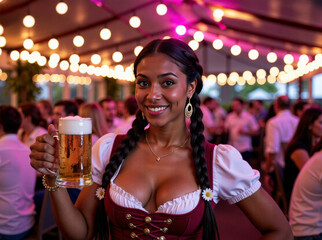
[0,95,321,239]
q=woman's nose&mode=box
[147,84,161,101]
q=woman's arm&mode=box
[236,187,293,240]
[30,125,99,240]
[290,149,309,170]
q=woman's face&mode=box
[311,114,322,138]
[135,53,196,127]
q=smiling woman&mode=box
[29,38,293,240]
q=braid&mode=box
[189,93,220,240]
[95,110,148,240]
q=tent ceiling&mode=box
[0,0,321,75]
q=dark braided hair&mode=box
[95,38,219,239]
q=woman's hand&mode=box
[30,124,58,176]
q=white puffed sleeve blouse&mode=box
[92,133,261,214]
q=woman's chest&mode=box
[114,150,198,212]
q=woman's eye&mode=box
[163,80,174,86]
[137,80,149,87]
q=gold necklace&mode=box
[145,132,189,162]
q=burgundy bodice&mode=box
[104,135,215,239]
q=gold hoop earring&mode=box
[185,97,193,118]
[142,111,145,120]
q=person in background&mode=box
[253,100,268,128]
[292,100,310,118]
[73,97,86,107]
[264,95,299,192]
[288,138,322,240]
[18,102,48,148]
[212,98,226,144]
[200,96,217,142]
[78,103,109,145]
[114,96,138,134]
[99,96,124,132]
[52,100,78,129]
[225,97,260,163]
[37,99,53,128]
[283,108,322,206]
[116,99,125,120]
[0,106,36,239]
[30,38,292,240]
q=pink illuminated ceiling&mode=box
[0,0,321,75]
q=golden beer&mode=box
[56,117,93,187]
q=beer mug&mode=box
[55,116,93,188]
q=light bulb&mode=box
[248,49,259,60]
[23,15,35,28]
[37,56,47,66]
[59,60,69,71]
[284,54,294,65]
[10,50,20,61]
[56,1,68,15]
[91,54,101,65]
[73,35,84,47]
[23,38,34,49]
[69,54,80,64]
[20,50,29,60]
[48,38,59,49]
[0,24,4,35]
[231,45,241,56]
[267,52,277,63]
[212,39,223,50]
[129,16,141,28]
[0,36,6,47]
[112,51,123,63]
[188,40,199,51]
[100,28,111,40]
[242,71,252,81]
[134,45,143,56]
[176,25,186,35]
[256,69,266,78]
[270,67,279,77]
[156,3,167,15]
[50,53,60,62]
[213,9,224,22]
[299,54,309,65]
[193,31,204,42]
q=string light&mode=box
[48,38,59,49]
[73,34,84,47]
[112,51,123,62]
[91,54,101,65]
[283,54,294,65]
[10,50,20,61]
[37,56,47,66]
[188,40,199,51]
[56,1,68,15]
[176,25,186,35]
[134,45,143,56]
[212,39,223,50]
[248,49,259,60]
[267,52,277,63]
[0,24,3,35]
[69,54,80,64]
[60,60,69,71]
[20,50,29,61]
[231,44,241,56]
[23,38,34,49]
[100,27,111,40]
[129,15,141,28]
[156,3,167,15]
[0,36,6,47]
[23,14,35,28]
[193,31,204,42]
[213,9,224,22]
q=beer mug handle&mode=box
[45,131,59,176]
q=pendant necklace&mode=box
[145,131,189,162]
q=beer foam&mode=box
[59,116,92,135]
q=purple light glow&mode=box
[176,25,186,35]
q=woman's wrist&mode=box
[42,175,60,191]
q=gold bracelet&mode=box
[42,175,60,192]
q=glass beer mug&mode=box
[55,116,93,188]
